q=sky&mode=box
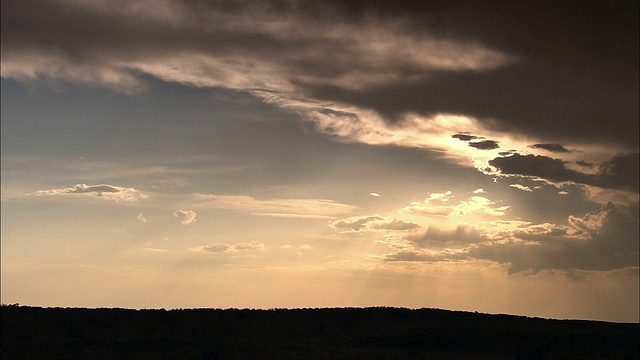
[1,0,638,322]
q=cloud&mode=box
[370,192,381,197]
[331,216,384,231]
[1,0,636,190]
[451,133,478,142]
[234,241,265,251]
[473,188,485,194]
[330,215,419,232]
[529,143,571,153]
[137,212,147,223]
[202,243,230,253]
[385,249,468,263]
[31,183,147,202]
[370,219,420,231]
[468,203,639,274]
[509,184,532,192]
[173,210,197,225]
[409,225,486,248]
[383,203,639,275]
[201,241,265,253]
[1,0,515,95]
[400,192,509,217]
[193,194,356,218]
[489,153,639,192]
[468,140,499,150]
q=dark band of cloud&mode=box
[451,133,478,141]
[468,140,499,150]
[529,143,571,153]
[489,153,639,192]
[2,0,637,148]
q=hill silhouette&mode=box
[2,305,638,359]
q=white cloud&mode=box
[473,188,485,194]
[370,192,381,197]
[137,212,147,223]
[173,210,197,225]
[509,183,533,192]
[399,192,509,217]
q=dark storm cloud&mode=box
[295,1,639,147]
[468,140,499,150]
[529,143,571,153]
[3,0,636,147]
[489,153,639,192]
[451,133,478,142]
[468,203,640,274]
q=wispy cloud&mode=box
[509,184,533,192]
[201,241,265,253]
[193,194,356,218]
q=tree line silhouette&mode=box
[2,305,638,359]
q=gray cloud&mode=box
[203,243,230,252]
[529,143,571,153]
[299,2,639,148]
[331,216,384,231]
[385,250,467,263]
[468,140,499,150]
[66,184,120,194]
[3,0,635,149]
[370,219,420,231]
[409,225,485,248]
[451,133,478,142]
[468,203,639,274]
[489,153,639,192]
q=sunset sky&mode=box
[2,0,638,322]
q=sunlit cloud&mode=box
[137,212,147,223]
[398,192,509,218]
[30,183,147,202]
[509,184,533,192]
[173,209,197,225]
[193,194,356,218]
[201,241,265,253]
[387,203,639,276]
[330,215,420,233]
